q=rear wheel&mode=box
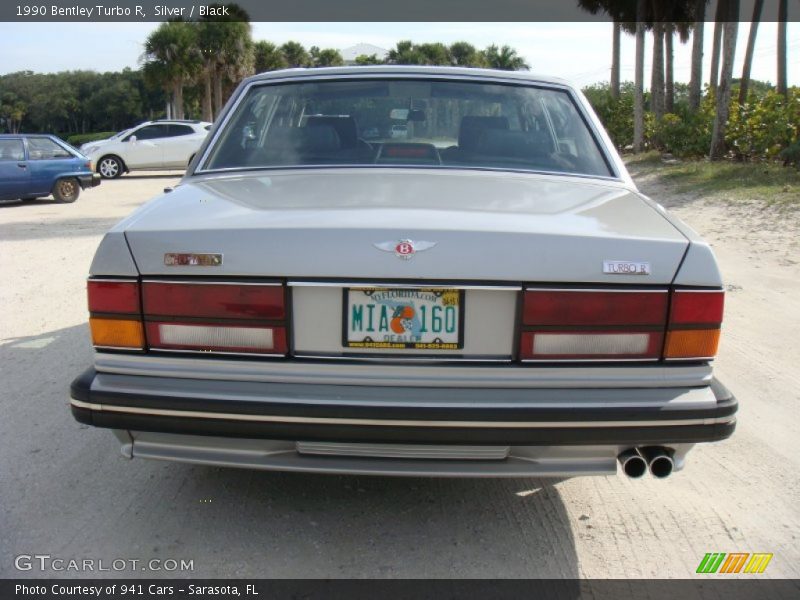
[98,155,124,179]
[53,178,80,203]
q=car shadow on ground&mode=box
[0,324,580,585]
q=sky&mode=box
[0,21,797,88]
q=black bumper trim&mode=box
[69,367,737,446]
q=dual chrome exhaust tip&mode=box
[618,447,675,479]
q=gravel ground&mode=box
[1,170,798,580]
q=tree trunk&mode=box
[710,0,740,159]
[202,67,213,122]
[611,21,621,99]
[739,0,764,106]
[777,0,788,97]
[665,28,674,114]
[709,0,726,92]
[173,80,185,120]
[634,0,647,153]
[651,19,665,119]
[213,68,224,117]
[689,0,705,111]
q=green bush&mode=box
[582,82,638,150]
[780,141,800,168]
[726,90,800,161]
[66,131,117,146]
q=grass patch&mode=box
[624,152,800,208]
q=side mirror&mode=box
[128,135,137,143]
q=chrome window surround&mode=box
[192,72,622,181]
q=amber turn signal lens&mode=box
[90,317,145,349]
[664,329,720,359]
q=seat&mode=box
[440,116,510,163]
[305,116,359,149]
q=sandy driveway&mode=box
[1,169,798,580]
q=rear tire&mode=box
[53,178,80,203]
[98,155,124,179]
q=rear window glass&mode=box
[27,137,72,160]
[0,139,24,161]
[203,79,612,178]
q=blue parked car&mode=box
[0,134,100,203]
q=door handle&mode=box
[17,163,27,169]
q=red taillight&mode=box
[518,287,724,362]
[87,278,288,356]
[523,290,668,326]
[142,281,287,356]
[520,288,668,361]
[142,282,285,320]
[87,280,140,313]
[87,279,144,350]
[668,289,724,326]
[664,289,724,359]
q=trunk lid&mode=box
[122,169,688,283]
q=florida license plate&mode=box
[344,288,464,350]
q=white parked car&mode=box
[70,67,736,479]
[80,120,211,179]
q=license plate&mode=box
[344,288,464,350]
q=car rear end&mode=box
[70,67,735,478]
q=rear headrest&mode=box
[480,128,555,159]
[270,125,341,152]
[306,116,358,148]
[458,116,509,152]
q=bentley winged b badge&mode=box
[373,239,437,261]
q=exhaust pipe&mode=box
[640,447,675,479]
[618,448,647,479]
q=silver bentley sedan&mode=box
[70,66,736,479]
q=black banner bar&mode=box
[3,579,800,600]
[0,0,798,23]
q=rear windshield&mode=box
[203,79,613,178]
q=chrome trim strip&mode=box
[288,281,521,291]
[70,399,734,429]
[521,358,658,363]
[93,353,715,389]
[93,346,144,352]
[151,348,287,358]
[143,280,282,287]
[87,277,137,283]
[293,354,512,363]
[524,287,668,293]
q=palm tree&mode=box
[387,41,423,65]
[281,41,311,68]
[708,0,726,92]
[688,0,707,111]
[611,21,621,99]
[665,21,692,113]
[310,47,345,67]
[738,0,764,106]
[142,21,201,120]
[483,45,529,71]
[254,41,288,73]
[710,0,740,159]
[634,0,647,152]
[651,15,666,119]
[576,1,636,99]
[449,42,486,67]
[777,0,788,98]
[415,43,452,66]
